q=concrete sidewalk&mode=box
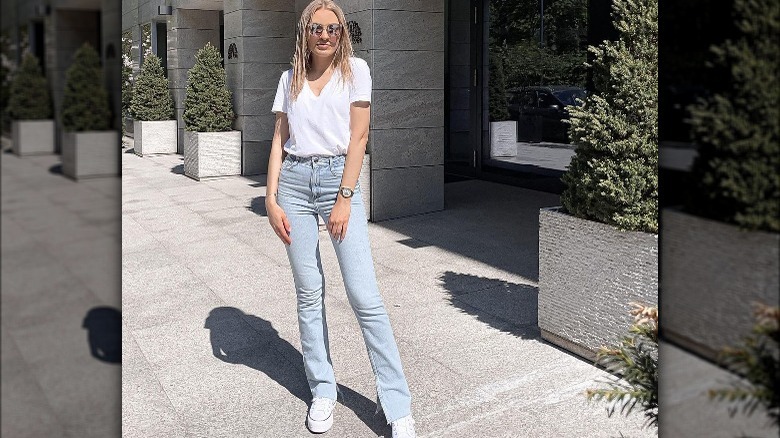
[120,136,655,438]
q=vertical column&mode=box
[368,1,445,221]
[224,0,296,175]
[167,8,221,154]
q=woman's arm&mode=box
[266,112,292,244]
[328,100,370,241]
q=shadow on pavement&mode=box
[171,164,184,174]
[248,196,268,216]
[440,271,541,340]
[49,164,62,175]
[205,307,389,436]
[124,148,136,154]
[82,306,122,364]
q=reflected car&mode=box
[507,86,587,143]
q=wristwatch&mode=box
[339,186,354,198]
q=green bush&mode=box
[182,42,234,132]
[708,302,779,426]
[7,52,52,120]
[561,0,658,234]
[129,54,173,121]
[61,43,111,132]
[586,302,659,429]
[686,0,779,233]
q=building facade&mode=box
[120,0,599,222]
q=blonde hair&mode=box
[290,0,354,101]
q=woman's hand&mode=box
[328,197,351,241]
[267,198,292,245]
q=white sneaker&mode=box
[391,415,416,438]
[307,397,336,433]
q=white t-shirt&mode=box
[271,57,372,157]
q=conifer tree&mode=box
[61,43,111,132]
[7,52,52,120]
[561,0,658,234]
[182,42,234,132]
[686,0,779,232]
[129,53,173,121]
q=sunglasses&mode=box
[308,23,342,38]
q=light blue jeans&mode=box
[276,153,412,424]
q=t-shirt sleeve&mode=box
[272,70,289,113]
[349,58,372,103]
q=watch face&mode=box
[340,187,354,198]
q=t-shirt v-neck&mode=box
[304,69,336,98]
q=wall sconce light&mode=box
[158,5,173,15]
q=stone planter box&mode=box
[489,121,518,158]
[539,207,658,361]
[61,131,120,180]
[133,120,176,155]
[661,208,779,362]
[359,153,371,221]
[12,120,55,156]
[183,130,241,180]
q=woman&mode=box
[266,1,417,437]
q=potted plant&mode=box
[661,0,779,362]
[182,42,240,180]
[488,50,516,158]
[8,52,55,155]
[538,0,658,361]
[60,42,118,180]
[129,53,176,156]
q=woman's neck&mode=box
[309,55,335,77]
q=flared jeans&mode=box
[276,153,412,424]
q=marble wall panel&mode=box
[370,127,444,169]
[372,50,443,90]
[242,140,272,175]
[374,0,444,12]
[224,0,295,13]
[372,165,444,220]
[372,90,443,129]
[234,36,295,64]
[373,10,443,52]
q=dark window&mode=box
[155,21,167,76]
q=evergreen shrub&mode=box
[129,53,173,121]
[686,0,779,233]
[182,42,234,132]
[561,0,658,234]
[61,43,111,132]
[7,52,52,120]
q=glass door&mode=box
[479,0,588,192]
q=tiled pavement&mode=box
[119,137,654,438]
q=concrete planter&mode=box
[661,208,779,362]
[489,121,518,158]
[12,120,55,155]
[538,207,658,361]
[133,120,177,156]
[360,153,371,221]
[183,130,241,180]
[61,131,120,180]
